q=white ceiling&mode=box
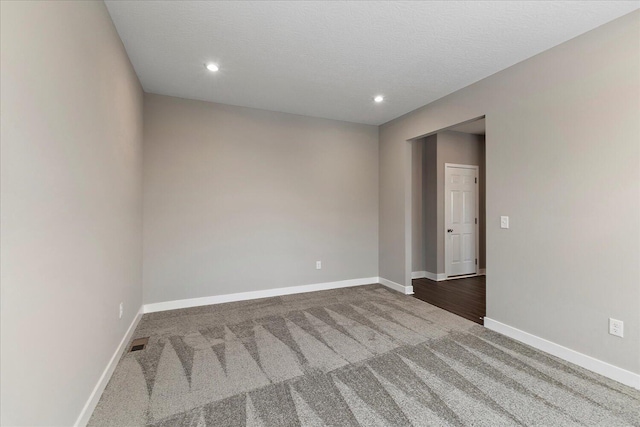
[105,1,639,125]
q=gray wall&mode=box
[423,138,439,274]
[412,135,438,273]
[143,94,379,304]
[411,140,425,271]
[380,11,639,374]
[0,2,143,426]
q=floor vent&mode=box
[129,337,149,352]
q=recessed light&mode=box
[374,95,384,103]
[205,63,219,72]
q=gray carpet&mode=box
[89,284,640,426]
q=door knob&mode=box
[447,229,453,233]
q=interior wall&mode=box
[422,137,439,274]
[143,94,379,304]
[436,131,486,273]
[412,135,438,274]
[0,2,144,426]
[379,11,639,374]
[411,140,425,271]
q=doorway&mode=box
[410,117,486,324]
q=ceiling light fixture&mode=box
[374,95,384,103]
[205,63,219,72]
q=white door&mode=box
[444,164,479,277]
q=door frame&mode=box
[444,163,480,279]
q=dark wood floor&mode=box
[413,275,486,324]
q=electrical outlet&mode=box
[609,318,623,338]
[500,216,509,229]
[119,302,124,319]
[316,261,322,270]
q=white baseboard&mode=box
[411,271,426,279]
[484,318,640,390]
[143,276,416,314]
[427,271,447,281]
[75,306,144,426]
[143,277,381,313]
[411,271,447,281]
[413,270,487,281]
[378,277,414,295]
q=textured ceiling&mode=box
[105,1,639,125]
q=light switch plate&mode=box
[500,216,509,229]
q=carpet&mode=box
[88,284,640,426]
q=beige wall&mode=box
[380,11,640,374]
[143,94,379,304]
[0,1,144,426]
